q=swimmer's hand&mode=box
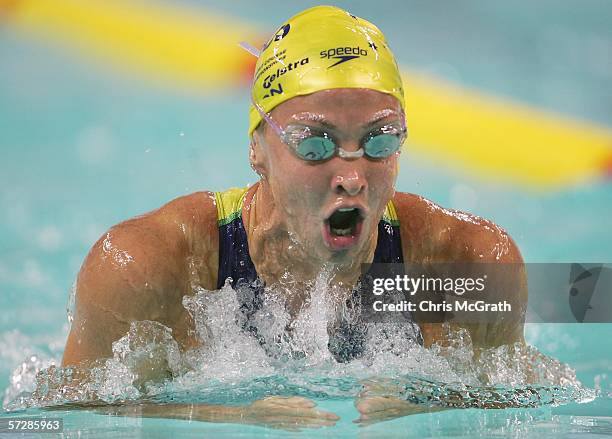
[354,379,444,426]
[97,396,339,431]
[354,396,442,426]
[235,396,340,430]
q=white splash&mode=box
[2,271,593,411]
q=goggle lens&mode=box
[363,133,402,158]
[294,132,403,161]
[296,136,336,161]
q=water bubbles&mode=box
[66,282,76,325]
[111,321,185,390]
[2,270,595,413]
[594,373,609,393]
[102,232,134,267]
[3,354,56,411]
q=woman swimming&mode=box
[61,5,527,428]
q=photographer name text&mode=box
[372,299,512,313]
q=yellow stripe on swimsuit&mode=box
[214,186,249,227]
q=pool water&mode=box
[1,0,611,437]
[4,402,612,438]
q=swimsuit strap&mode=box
[215,186,255,290]
[374,199,403,264]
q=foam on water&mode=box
[2,270,598,413]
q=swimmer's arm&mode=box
[393,193,527,349]
[62,193,218,370]
[414,214,528,350]
[61,217,191,379]
[54,397,338,431]
[354,379,545,425]
[451,220,528,349]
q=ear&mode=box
[249,130,268,177]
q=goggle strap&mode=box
[238,41,262,58]
[252,97,285,139]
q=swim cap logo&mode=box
[262,57,310,98]
[320,46,368,68]
[262,23,291,51]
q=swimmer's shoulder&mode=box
[392,192,522,263]
[81,190,220,312]
[64,191,219,366]
[149,191,220,289]
[393,192,527,348]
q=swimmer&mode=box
[61,6,527,428]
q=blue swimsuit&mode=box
[214,187,422,362]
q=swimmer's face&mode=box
[252,88,402,262]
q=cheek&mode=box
[267,151,326,212]
[370,157,398,190]
[366,158,399,209]
[281,167,326,206]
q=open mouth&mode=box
[323,207,364,250]
[327,207,362,236]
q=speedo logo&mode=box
[320,46,368,68]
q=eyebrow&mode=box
[290,109,402,129]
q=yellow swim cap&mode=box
[248,5,404,136]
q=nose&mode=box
[331,165,367,196]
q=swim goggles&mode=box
[252,99,407,162]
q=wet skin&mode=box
[62,88,527,427]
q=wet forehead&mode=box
[270,88,403,130]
